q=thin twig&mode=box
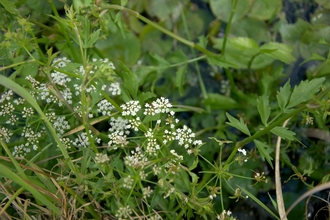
[275,118,290,220]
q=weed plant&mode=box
[0,0,330,219]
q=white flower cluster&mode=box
[121,100,141,116]
[109,117,130,135]
[94,153,110,164]
[97,99,114,116]
[53,116,71,135]
[26,75,58,104]
[124,147,148,169]
[0,90,13,103]
[108,131,129,149]
[144,97,172,116]
[115,205,132,220]
[142,186,153,199]
[217,210,235,220]
[122,175,134,189]
[0,127,13,143]
[12,144,30,158]
[22,107,34,118]
[22,126,41,151]
[72,132,101,148]
[108,82,121,96]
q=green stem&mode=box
[222,0,238,92]
[104,5,216,57]
[221,0,238,55]
[224,104,306,166]
[180,11,208,99]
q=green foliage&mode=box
[1,0,330,219]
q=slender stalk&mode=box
[104,5,216,57]
[221,0,238,55]
[222,0,238,92]
[180,11,208,99]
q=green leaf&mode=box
[239,186,280,219]
[249,0,282,20]
[303,159,314,176]
[276,80,291,111]
[271,126,296,140]
[254,140,274,169]
[229,37,259,50]
[210,0,252,22]
[287,77,325,109]
[260,42,296,64]
[226,113,251,136]
[176,64,187,96]
[86,29,101,48]
[257,94,271,126]
[205,93,240,110]
[0,163,61,214]
[0,0,19,15]
[117,61,138,99]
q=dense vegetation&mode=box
[1,0,330,219]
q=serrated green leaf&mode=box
[205,93,240,110]
[86,29,101,48]
[257,94,271,126]
[0,0,19,15]
[254,140,274,169]
[226,112,251,136]
[271,126,296,140]
[260,42,296,64]
[287,77,325,109]
[176,65,187,96]
[117,61,138,99]
[276,80,291,111]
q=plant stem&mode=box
[221,0,238,55]
[180,10,208,99]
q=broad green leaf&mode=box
[254,140,273,169]
[176,64,187,96]
[260,42,296,64]
[230,17,271,44]
[287,77,325,109]
[117,61,138,99]
[257,94,271,126]
[278,19,311,43]
[0,0,19,15]
[226,113,251,136]
[271,126,296,140]
[229,37,259,50]
[210,0,252,22]
[204,93,240,110]
[95,31,140,67]
[138,92,156,103]
[276,80,291,111]
[0,163,61,214]
[249,0,282,20]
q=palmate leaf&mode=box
[226,112,251,136]
[287,77,325,109]
[254,140,274,169]
[257,94,271,126]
